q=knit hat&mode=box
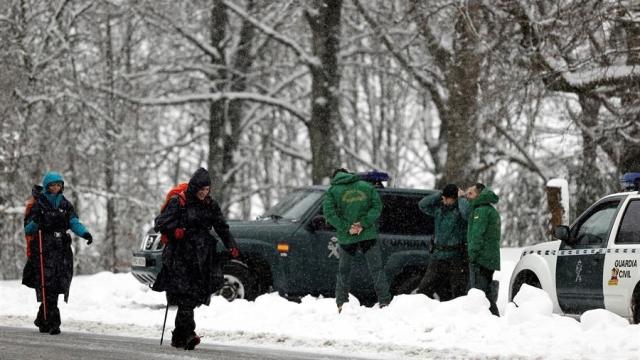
[442,184,458,199]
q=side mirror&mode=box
[306,215,329,232]
[553,225,570,242]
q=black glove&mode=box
[82,232,93,245]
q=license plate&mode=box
[131,256,146,267]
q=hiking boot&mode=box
[49,327,61,335]
[170,331,186,348]
[34,318,49,333]
[184,333,201,350]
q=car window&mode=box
[378,194,434,236]
[615,200,640,244]
[261,189,324,220]
[571,201,620,247]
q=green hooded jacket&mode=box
[467,188,501,271]
[323,172,382,245]
[418,192,470,260]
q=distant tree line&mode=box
[0,0,638,278]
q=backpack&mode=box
[24,185,43,258]
[159,182,188,245]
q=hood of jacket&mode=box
[187,167,212,197]
[471,188,499,207]
[330,172,360,185]
[42,171,64,192]
[41,171,65,208]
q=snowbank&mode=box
[1,248,638,359]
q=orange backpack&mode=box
[159,182,188,245]
[24,185,43,258]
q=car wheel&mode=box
[632,284,640,325]
[216,261,258,301]
[510,271,541,301]
[393,271,424,295]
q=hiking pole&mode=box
[38,230,47,321]
[160,302,169,345]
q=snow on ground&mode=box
[1,248,638,359]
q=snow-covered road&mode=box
[1,248,638,359]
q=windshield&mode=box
[261,189,324,221]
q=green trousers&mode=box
[335,239,392,306]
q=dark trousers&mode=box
[469,263,499,316]
[336,239,391,306]
[417,257,468,301]
[35,293,60,330]
[170,295,198,343]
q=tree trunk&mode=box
[620,17,640,173]
[441,1,482,187]
[306,0,342,184]
[221,0,256,209]
[575,94,602,215]
[103,11,118,272]
[207,0,227,203]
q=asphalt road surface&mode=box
[0,326,373,360]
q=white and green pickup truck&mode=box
[509,173,640,324]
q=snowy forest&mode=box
[1,0,639,279]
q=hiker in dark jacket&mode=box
[323,168,391,312]
[152,167,239,350]
[22,171,93,335]
[466,183,501,316]
[417,184,470,301]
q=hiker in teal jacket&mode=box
[323,168,391,311]
[417,184,470,301]
[466,183,501,316]
[22,171,92,335]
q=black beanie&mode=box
[442,184,458,199]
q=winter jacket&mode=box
[22,171,89,302]
[467,188,501,271]
[152,168,237,306]
[323,172,382,245]
[418,192,470,260]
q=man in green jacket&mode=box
[417,184,471,301]
[323,168,391,312]
[466,183,501,316]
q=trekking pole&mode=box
[38,230,47,321]
[160,302,169,345]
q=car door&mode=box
[603,196,640,317]
[555,198,622,314]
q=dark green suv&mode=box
[132,185,436,305]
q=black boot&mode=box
[34,304,50,333]
[47,297,61,335]
[170,330,186,348]
[184,332,201,350]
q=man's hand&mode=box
[82,232,93,245]
[349,222,363,235]
[230,247,240,258]
[174,228,185,240]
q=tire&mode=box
[393,271,424,295]
[216,261,258,301]
[632,284,640,325]
[510,271,541,302]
